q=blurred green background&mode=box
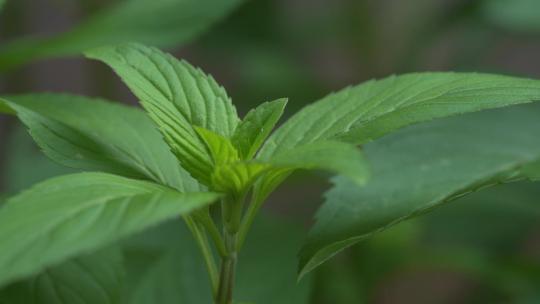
[1,0,539,303]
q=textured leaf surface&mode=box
[86,43,238,136]
[0,94,199,192]
[0,0,244,69]
[86,43,239,182]
[0,172,219,287]
[0,248,124,304]
[259,73,540,159]
[298,104,540,278]
[232,99,287,159]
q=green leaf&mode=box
[212,162,271,194]
[195,126,239,166]
[0,172,219,287]
[0,0,245,70]
[0,94,199,192]
[212,140,368,196]
[522,161,540,181]
[259,72,540,159]
[298,104,540,278]
[482,0,540,33]
[232,99,287,159]
[0,248,124,304]
[86,43,239,183]
[86,43,239,136]
[2,124,74,194]
[270,140,369,185]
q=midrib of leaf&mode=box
[34,117,161,182]
[300,160,531,278]
[1,94,198,192]
[111,44,238,136]
[259,73,540,159]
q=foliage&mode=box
[483,0,540,33]
[1,40,540,303]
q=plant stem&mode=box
[184,216,219,297]
[215,195,244,304]
[216,232,238,304]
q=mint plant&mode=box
[1,43,540,303]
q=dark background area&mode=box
[1,0,540,303]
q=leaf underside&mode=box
[298,104,540,278]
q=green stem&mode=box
[194,209,227,257]
[184,216,219,298]
[216,232,238,304]
[237,193,265,250]
[215,194,245,304]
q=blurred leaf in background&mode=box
[482,0,540,33]
[0,247,125,304]
[0,0,245,70]
[124,215,312,304]
[0,213,312,303]
[313,182,540,304]
[2,124,74,194]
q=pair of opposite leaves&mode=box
[2,43,540,288]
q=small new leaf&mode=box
[270,140,368,185]
[232,98,287,159]
[212,162,271,195]
[195,126,240,166]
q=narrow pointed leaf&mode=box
[232,99,287,159]
[86,43,239,182]
[259,73,540,159]
[0,172,219,287]
[212,140,367,196]
[195,126,239,166]
[0,94,199,192]
[298,105,540,278]
[0,248,124,304]
[270,140,368,185]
